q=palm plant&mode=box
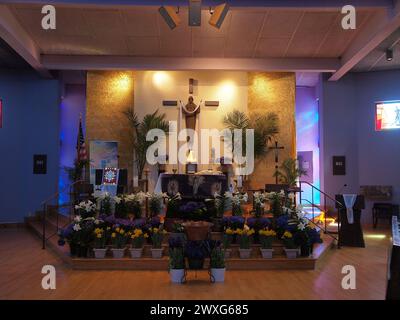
[123,109,169,179]
[273,158,307,187]
[223,110,279,158]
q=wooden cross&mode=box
[270,139,284,184]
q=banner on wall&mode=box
[89,141,118,185]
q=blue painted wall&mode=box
[0,69,60,222]
[321,70,400,224]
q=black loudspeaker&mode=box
[95,169,103,185]
[159,6,181,29]
[118,169,128,186]
[209,3,229,29]
[189,0,202,26]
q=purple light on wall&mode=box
[296,86,320,204]
[59,84,86,205]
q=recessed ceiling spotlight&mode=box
[159,6,181,30]
[209,3,229,29]
[386,48,393,61]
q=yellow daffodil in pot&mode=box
[259,228,276,259]
[129,228,148,259]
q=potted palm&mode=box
[282,231,298,259]
[210,247,226,282]
[169,247,185,283]
[273,158,307,187]
[150,226,166,258]
[259,228,276,259]
[111,227,128,258]
[237,226,255,259]
[93,227,108,259]
[222,228,234,259]
[129,228,148,258]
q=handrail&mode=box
[41,179,87,249]
[299,180,344,208]
[299,180,342,248]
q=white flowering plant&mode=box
[75,200,97,218]
[225,192,248,216]
[266,190,285,217]
[125,192,147,219]
[93,191,112,215]
[253,191,268,217]
[146,192,168,217]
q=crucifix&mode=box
[161,78,220,173]
[270,139,284,184]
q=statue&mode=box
[182,96,200,132]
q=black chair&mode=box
[373,203,399,228]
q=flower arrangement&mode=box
[150,226,167,248]
[282,231,297,249]
[253,191,268,217]
[111,227,129,249]
[130,228,148,248]
[225,192,248,216]
[222,216,245,233]
[165,192,182,219]
[114,195,128,219]
[179,201,207,221]
[266,190,285,217]
[93,227,107,249]
[125,192,146,219]
[235,225,255,249]
[146,192,167,217]
[213,192,229,218]
[169,247,185,270]
[210,246,225,269]
[222,228,234,249]
[93,191,112,216]
[75,200,97,218]
[258,229,276,249]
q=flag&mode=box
[76,116,87,162]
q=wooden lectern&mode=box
[335,195,365,248]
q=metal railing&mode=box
[41,180,86,249]
[299,180,344,248]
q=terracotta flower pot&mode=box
[182,221,213,241]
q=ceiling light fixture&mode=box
[386,48,393,61]
[158,6,181,30]
[209,3,229,29]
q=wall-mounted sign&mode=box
[376,101,400,131]
[333,156,346,175]
[33,154,47,174]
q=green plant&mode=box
[169,247,185,269]
[210,247,225,269]
[150,227,166,248]
[259,229,276,249]
[273,158,307,187]
[123,109,169,179]
[111,227,129,249]
[223,110,279,159]
[172,222,184,233]
[93,228,107,249]
[130,228,148,248]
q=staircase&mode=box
[299,180,344,247]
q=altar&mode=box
[154,173,228,199]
